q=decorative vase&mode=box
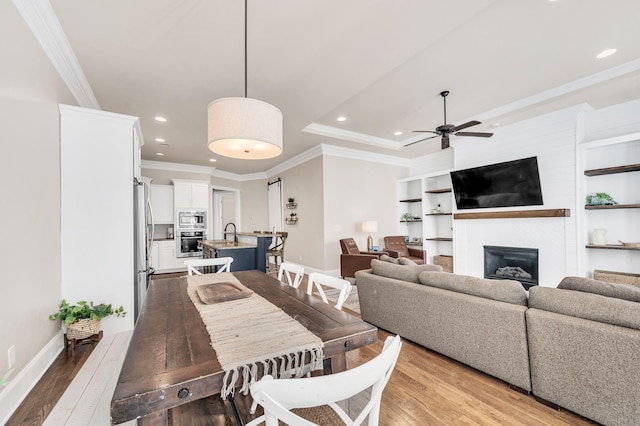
[592,229,607,245]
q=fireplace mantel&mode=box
[454,208,570,220]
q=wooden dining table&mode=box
[110,270,378,425]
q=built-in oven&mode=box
[177,230,205,258]
[176,210,206,230]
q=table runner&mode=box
[186,273,324,397]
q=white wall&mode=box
[0,1,75,420]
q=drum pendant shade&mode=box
[207,97,283,160]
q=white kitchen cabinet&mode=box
[152,240,187,272]
[150,184,174,224]
[150,242,159,271]
[60,105,138,334]
[173,179,209,209]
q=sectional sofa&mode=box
[356,259,640,426]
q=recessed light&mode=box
[155,138,165,142]
[209,158,217,162]
[596,48,617,59]
[154,116,167,122]
[156,152,165,156]
[337,116,346,122]
[394,131,403,136]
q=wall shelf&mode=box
[454,208,570,220]
[583,163,640,177]
[425,237,452,242]
[586,244,640,251]
[425,212,452,216]
[399,198,422,203]
[400,220,422,223]
[585,204,640,210]
[425,188,452,194]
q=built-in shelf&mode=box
[399,198,422,203]
[583,163,640,177]
[585,204,640,210]
[454,208,571,220]
[425,188,452,194]
[400,220,422,223]
[425,212,452,216]
[586,244,640,251]
[425,237,453,242]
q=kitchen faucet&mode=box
[223,222,238,243]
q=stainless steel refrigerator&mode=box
[133,178,155,320]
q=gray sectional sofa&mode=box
[356,259,640,426]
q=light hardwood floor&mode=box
[8,272,599,425]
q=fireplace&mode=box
[484,245,539,290]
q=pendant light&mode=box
[207,0,283,160]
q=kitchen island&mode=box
[237,232,274,272]
[201,240,257,272]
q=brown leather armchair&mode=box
[339,238,386,278]
[383,236,426,264]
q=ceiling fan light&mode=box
[207,97,283,160]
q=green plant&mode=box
[49,299,126,326]
[585,192,618,206]
[288,197,295,203]
[402,213,413,223]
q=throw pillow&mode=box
[557,276,640,303]
[371,259,442,283]
[379,254,400,264]
[398,257,417,266]
[418,271,528,306]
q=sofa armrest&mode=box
[408,247,426,262]
[385,249,400,258]
[340,253,378,278]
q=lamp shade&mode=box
[362,221,378,233]
[207,97,283,160]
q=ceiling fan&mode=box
[406,90,493,149]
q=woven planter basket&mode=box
[66,318,101,340]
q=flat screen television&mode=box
[450,157,543,210]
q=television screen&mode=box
[450,157,543,209]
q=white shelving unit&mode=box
[397,170,454,265]
[580,134,640,277]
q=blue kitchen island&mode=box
[201,232,272,272]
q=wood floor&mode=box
[8,271,600,425]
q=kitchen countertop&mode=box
[201,240,256,250]
[236,232,275,237]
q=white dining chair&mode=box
[277,262,304,289]
[246,335,402,426]
[184,257,233,275]
[307,272,352,310]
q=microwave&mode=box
[176,210,206,230]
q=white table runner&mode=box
[186,273,324,397]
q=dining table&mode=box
[110,270,378,425]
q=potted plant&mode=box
[49,299,126,340]
[286,197,297,209]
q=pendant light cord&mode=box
[244,0,248,98]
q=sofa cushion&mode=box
[529,286,640,331]
[557,276,640,303]
[398,257,417,266]
[370,259,442,283]
[379,254,399,264]
[418,271,528,306]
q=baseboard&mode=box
[0,332,64,424]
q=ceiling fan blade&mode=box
[441,134,450,149]
[412,130,439,134]
[404,134,439,147]
[455,131,493,138]
[450,120,481,132]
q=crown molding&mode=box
[141,160,215,175]
[302,123,400,150]
[13,0,100,109]
[320,144,410,168]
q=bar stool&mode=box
[266,232,287,272]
